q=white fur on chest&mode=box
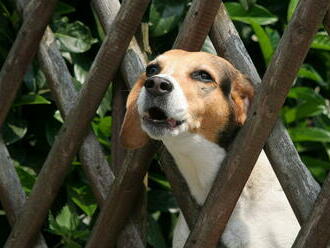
[162,133,226,204]
[162,133,300,248]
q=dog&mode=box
[120,50,300,248]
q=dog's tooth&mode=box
[167,118,177,128]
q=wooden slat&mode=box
[0,0,58,127]
[0,136,48,248]
[184,0,330,247]
[210,2,320,224]
[173,0,220,51]
[292,172,330,248]
[85,141,161,248]
[4,0,150,247]
[325,11,330,34]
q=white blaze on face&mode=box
[137,73,190,139]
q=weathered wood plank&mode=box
[173,0,220,51]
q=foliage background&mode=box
[0,0,329,247]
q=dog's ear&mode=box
[120,76,150,149]
[231,73,254,125]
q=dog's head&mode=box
[120,49,254,149]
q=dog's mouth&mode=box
[143,107,184,128]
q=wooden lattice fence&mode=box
[0,0,330,247]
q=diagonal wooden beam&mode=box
[184,0,330,247]
[324,10,330,34]
[173,0,220,51]
[210,2,320,224]
[0,0,58,127]
[4,0,150,247]
[292,172,330,248]
[0,136,48,248]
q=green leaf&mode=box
[283,87,327,123]
[98,116,112,137]
[311,32,330,51]
[147,215,167,248]
[14,95,51,107]
[283,102,325,123]
[239,0,257,11]
[225,2,278,25]
[15,164,36,194]
[2,118,27,145]
[54,18,98,53]
[289,127,330,142]
[287,87,325,105]
[71,53,92,85]
[68,185,97,216]
[23,65,47,92]
[287,0,299,22]
[55,205,80,232]
[54,110,64,123]
[265,27,280,50]
[149,173,171,190]
[301,156,330,182]
[149,0,186,37]
[250,21,273,64]
[298,64,327,88]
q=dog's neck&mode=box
[162,132,226,204]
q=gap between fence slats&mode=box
[0,136,48,248]
[184,0,330,247]
[4,1,150,247]
[0,0,58,127]
[210,2,320,224]
[85,141,161,247]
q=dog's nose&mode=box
[144,77,173,96]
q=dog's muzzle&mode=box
[144,76,173,96]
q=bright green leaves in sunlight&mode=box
[311,32,330,51]
[225,2,278,25]
[225,2,278,65]
[283,87,328,124]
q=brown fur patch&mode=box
[120,75,150,149]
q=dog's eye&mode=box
[146,64,160,77]
[191,70,214,82]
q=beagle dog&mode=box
[120,50,300,248]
